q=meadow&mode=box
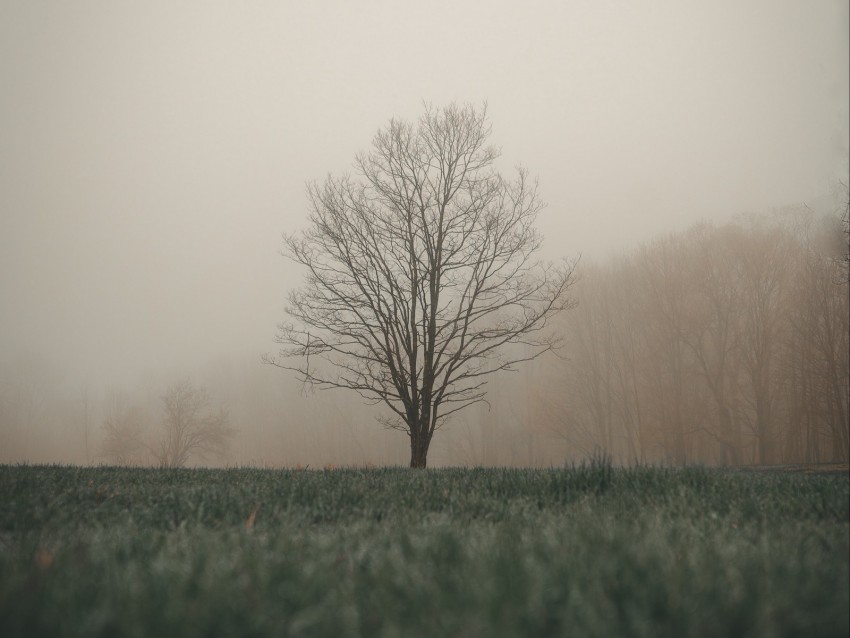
[0,463,847,637]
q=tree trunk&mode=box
[718,406,739,466]
[757,408,773,465]
[409,433,429,468]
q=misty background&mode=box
[1,0,847,467]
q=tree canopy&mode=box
[267,104,575,467]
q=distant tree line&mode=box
[1,206,845,468]
[534,209,849,465]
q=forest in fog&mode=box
[534,207,849,466]
[1,205,846,469]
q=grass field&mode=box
[0,463,847,637]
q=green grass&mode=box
[0,463,847,637]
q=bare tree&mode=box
[637,234,697,464]
[266,104,575,468]
[100,395,148,466]
[155,380,234,468]
[680,224,745,465]
[734,222,794,464]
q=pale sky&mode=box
[1,0,847,389]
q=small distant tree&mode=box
[155,380,234,468]
[100,399,148,466]
[266,103,575,468]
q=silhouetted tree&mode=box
[155,380,233,468]
[680,224,745,464]
[266,104,575,468]
[100,395,148,466]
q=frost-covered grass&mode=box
[0,464,847,637]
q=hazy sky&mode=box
[1,0,847,389]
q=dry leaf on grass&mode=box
[245,503,261,530]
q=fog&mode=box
[1,1,847,467]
